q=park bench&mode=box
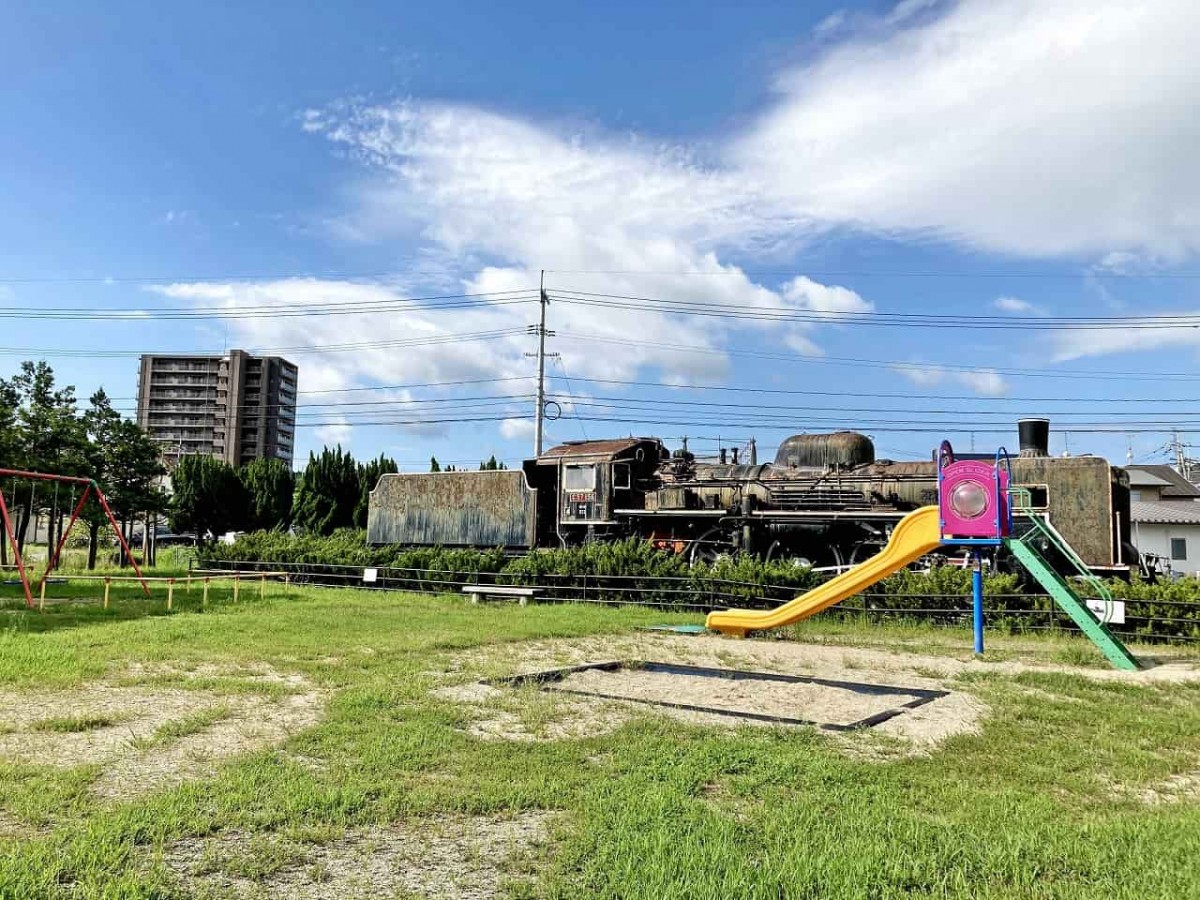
[461,584,540,607]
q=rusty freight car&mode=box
[366,470,537,548]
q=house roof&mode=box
[1125,465,1200,498]
[1131,500,1200,525]
[1127,470,1173,488]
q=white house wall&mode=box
[1132,521,1200,576]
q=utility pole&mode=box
[534,271,549,456]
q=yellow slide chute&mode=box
[706,506,942,637]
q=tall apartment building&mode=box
[136,350,298,467]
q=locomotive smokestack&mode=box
[1018,418,1050,458]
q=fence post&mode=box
[203,577,209,608]
[260,573,265,601]
[167,578,174,611]
[39,578,46,611]
[103,577,111,610]
[233,574,240,603]
[284,572,290,596]
[186,570,192,594]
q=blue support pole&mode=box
[972,551,984,656]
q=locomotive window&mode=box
[563,464,596,491]
[613,463,632,490]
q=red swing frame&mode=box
[0,468,150,608]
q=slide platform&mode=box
[706,506,942,637]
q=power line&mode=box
[0,328,530,360]
[555,331,1200,382]
[539,374,1200,403]
[279,412,1200,435]
[4,266,1193,284]
[0,289,538,321]
[550,290,1200,331]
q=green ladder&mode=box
[1004,535,1139,671]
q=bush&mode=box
[200,530,1200,640]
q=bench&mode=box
[461,584,540,607]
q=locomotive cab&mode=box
[534,438,666,544]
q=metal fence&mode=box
[196,557,1200,646]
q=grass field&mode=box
[1,576,1199,899]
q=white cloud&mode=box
[735,0,1200,260]
[781,275,873,316]
[314,415,352,447]
[160,101,881,444]
[886,0,943,26]
[956,369,1009,397]
[499,418,536,440]
[169,0,1200,444]
[1051,316,1200,361]
[813,10,847,38]
[994,296,1037,314]
[892,363,1010,396]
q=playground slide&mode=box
[706,506,942,637]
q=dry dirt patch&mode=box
[436,634,1003,753]
[158,812,552,900]
[555,665,934,728]
[1098,768,1200,805]
[0,663,325,800]
[435,631,1199,756]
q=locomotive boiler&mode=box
[367,418,1135,576]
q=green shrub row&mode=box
[200,529,1200,641]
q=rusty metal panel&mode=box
[367,471,536,547]
[541,438,644,459]
[1011,457,1116,567]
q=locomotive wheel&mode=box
[785,544,845,572]
[689,528,736,567]
[849,540,886,566]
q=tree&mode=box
[479,455,507,470]
[293,446,360,535]
[0,376,17,567]
[354,453,398,528]
[430,456,441,472]
[169,455,246,542]
[80,389,125,568]
[0,375,18,470]
[105,419,169,564]
[9,362,85,551]
[240,458,295,531]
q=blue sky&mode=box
[3,0,1200,471]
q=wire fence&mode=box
[196,557,1200,646]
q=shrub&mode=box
[200,530,1200,640]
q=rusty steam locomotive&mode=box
[367,418,1135,576]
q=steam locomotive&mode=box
[367,418,1135,576]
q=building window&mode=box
[1171,538,1187,561]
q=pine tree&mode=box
[239,458,295,531]
[168,454,244,542]
[354,453,398,528]
[293,446,361,535]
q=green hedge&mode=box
[200,529,1200,641]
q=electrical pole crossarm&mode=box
[534,271,548,457]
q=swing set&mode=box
[0,468,149,608]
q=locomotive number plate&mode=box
[568,492,594,503]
